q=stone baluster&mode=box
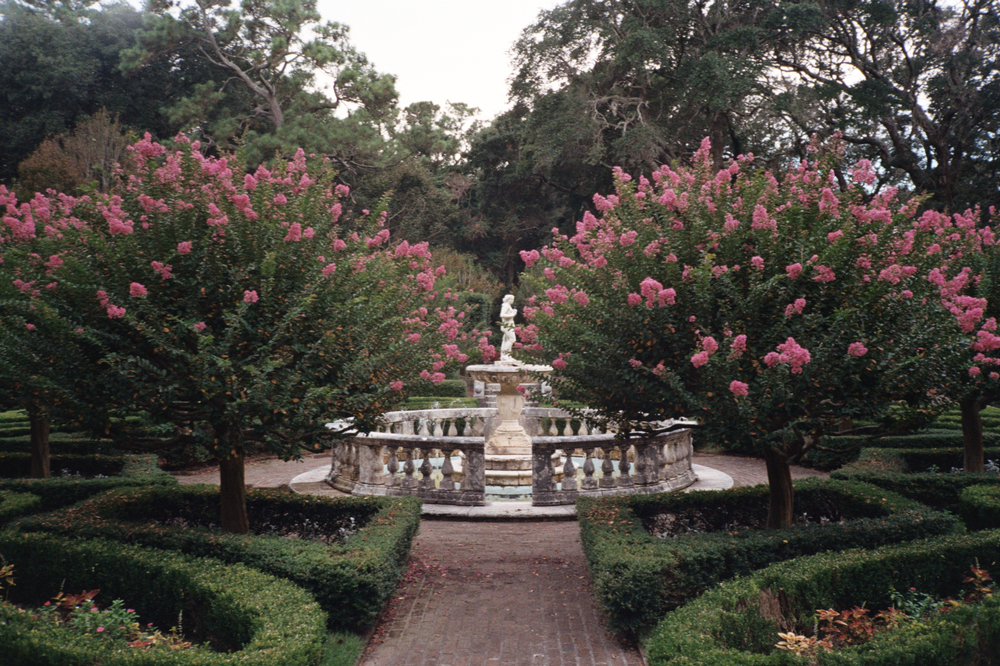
[386,446,399,486]
[432,419,444,437]
[561,420,572,436]
[403,449,416,489]
[461,418,472,436]
[549,419,559,436]
[533,447,556,493]
[419,449,433,491]
[462,447,486,492]
[561,453,577,491]
[440,450,456,491]
[447,420,458,437]
[600,448,615,488]
[634,443,648,485]
[578,421,588,436]
[581,449,597,490]
[401,419,415,435]
[617,446,632,487]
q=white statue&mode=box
[499,294,517,362]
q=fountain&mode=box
[465,294,554,487]
[324,294,698,506]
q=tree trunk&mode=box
[218,428,249,534]
[28,404,50,479]
[764,446,794,529]
[960,395,985,473]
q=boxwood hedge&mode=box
[959,484,1000,531]
[0,531,327,666]
[644,529,1000,665]
[13,485,421,631]
[578,478,960,637]
[0,491,41,525]
[806,431,1000,470]
[0,452,164,479]
[832,447,1000,513]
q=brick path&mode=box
[171,452,826,666]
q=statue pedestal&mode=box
[466,361,554,487]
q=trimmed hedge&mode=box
[406,378,468,398]
[13,485,422,631]
[644,529,1000,665]
[0,531,327,666]
[0,491,41,525]
[0,434,121,455]
[959,484,1000,531]
[806,431,1000,470]
[832,447,1000,514]
[0,474,177,514]
[0,452,164,478]
[578,478,961,636]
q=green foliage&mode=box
[0,531,327,665]
[0,491,41,525]
[643,530,1000,665]
[807,430,1000,470]
[578,478,960,636]
[832,448,1000,513]
[12,486,422,631]
[959,484,1000,531]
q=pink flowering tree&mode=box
[521,137,987,528]
[0,136,470,532]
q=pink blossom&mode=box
[45,255,63,270]
[786,263,803,280]
[243,290,259,303]
[406,333,421,343]
[431,372,445,384]
[991,372,999,381]
[751,256,764,270]
[776,337,811,373]
[151,261,173,280]
[552,357,567,370]
[847,342,868,357]
[785,298,806,318]
[629,359,642,369]
[658,288,676,306]
[812,265,836,282]
[573,291,590,306]
[333,239,347,251]
[322,263,336,277]
[129,282,147,298]
[729,380,749,397]
[26,323,35,331]
[970,366,982,377]
[106,305,126,319]
[273,193,287,205]
[639,277,663,307]
[691,351,710,368]
[627,293,642,307]
[730,334,747,357]
[284,222,302,242]
[520,249,541,267]
[827,230,844,243]
[177,241,192,255]
[390,381,404,391]
[702,337,718,354]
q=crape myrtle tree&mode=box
[0,135,471,533]
[520,137,993,528]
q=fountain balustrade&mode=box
[325,406,696,506]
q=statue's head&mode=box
[503,294,514,303]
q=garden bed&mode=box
[959,483,1000,531]
[578,478,960,636]
[13,485,422,631]
[0,531,327,666]
[644,529,1000,665]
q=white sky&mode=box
[317,0,563,121]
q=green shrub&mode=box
[805,431,1000,471]
[403,396,479,410]
[0,452,163,478]
[578,478,960,637]
[406,378,468,398]
[13,486,421,631]
[0,491,41,524]
[959,484,1000,531]
[0,473,176,513]
[832,447,1000,513]
[0,433,120,455]
[0,531,327,666]
[644,529,1000,665]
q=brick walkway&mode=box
[171,452,826,666]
